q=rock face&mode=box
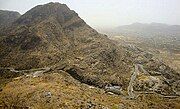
[0,2,130,88]
[0,10,20,29]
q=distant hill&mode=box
[107,23,180,53]
[115,22,180,39]
[0,10,21,29]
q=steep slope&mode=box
[0,2,130,88]
[0,10,20,29]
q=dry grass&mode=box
[0,70,179,109]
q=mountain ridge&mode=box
[0,3,180,108]
[115,22,180,37]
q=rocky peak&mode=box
[15,2,83,27]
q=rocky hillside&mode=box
[0,2,180,109]
[0,10,20,29]
[0,2,130,88]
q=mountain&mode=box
[115,22,180,38]
[0,10,21,29]
[0,2,130,88]
[0,3,180,108]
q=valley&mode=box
[0,2,179,109]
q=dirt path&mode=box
[0,67,51,77]
[127,64,138,99]
[137,64,149,75]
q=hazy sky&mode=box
[0,0,180,28]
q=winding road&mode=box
[0,67,51,77]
